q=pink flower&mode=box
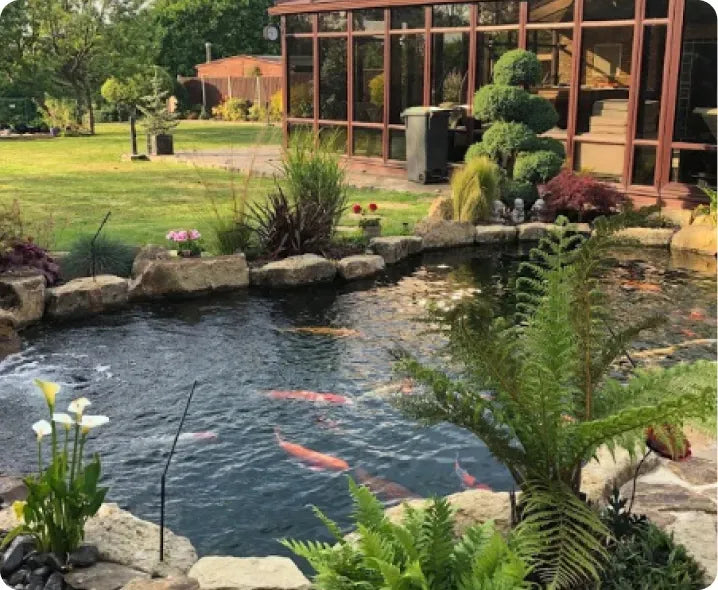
[166,230,177,241]
[189,229,201,240]
[175,230,188,242]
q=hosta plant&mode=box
[282,477,532,589]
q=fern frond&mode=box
[312,505,347,543]
[349,476,389,531]
[417,498,455,590]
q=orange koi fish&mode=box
[620,280,662,293]
[355,467,419,501]
[284,327,361,337]
[275,428,349,471]
[680,328,698,339]
[454,457,492,491]
[689,309,707,321]
[268,390,354,405]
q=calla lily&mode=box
[32,419,52,440]
[53,412,74,430]
[34,379,60,409]
[68,397,91,418]
[12,500,26,522]
[80,415,109,433]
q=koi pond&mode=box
[0,245,715,558]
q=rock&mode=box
[517,222,553,241]
[474,225,517,244]
[0,321,21,360]
[188,556,310,590]
[27,571,45,590]
[620,482,716,516]
[84,504,197,575]
[666,456,718,486]
[8,569,28,586]
[614,227,676,247]
[24,553,64,572]
[0,505,20,530]
[0,476,27,506]
[691,214,714,227]
[670,249,717,275]
[0,273,45,328]
[368,237,423,264]
[668,511,717,581]
[64,562,148,590]
[671,225,717,256]
[2,536,35,576]
[652,208,692,228]
[131,246,171,278]
[45,276,128,320]
[567,223,592,236]
[427,196,453,221]
[68,545,99,568]
[249,254,336,288]
[581,446,660,504]
[121,576,199,590]
[336,255,385,281]
[413,219,475,249]
[43,572,63,590]
[385,489,512,536]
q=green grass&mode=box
[0,121,433,250]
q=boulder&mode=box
[1,535,35,576]
[69,544,100,568]
[517,222,553,241]
[427,196,453,221]
[131,245,172,278]
[413,219,475,249]
[122,576,199,590]
[475,225,517,244]
[671,225,717,256]
[0,475,28,507]
[45,276,128,320]
[64,562,148,590]
[670,249,717,275]
[691,214,715,227]
[130,255,249,299]
[250,254,336,288]
[336,255,385,281]
[188,556,310,590]
[581,446,660,504]
[0,273,45,328]
[368,237,423,264]
[0,321,21,360]
[614,227,676,247]
[652,208,693,228]
[0,505,19,531]
[84,503,197,575]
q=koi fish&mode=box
[454,457,492,491]
[268,390,354,405]
[689,309,707,321]
[365,379,414,399]
[283,327,361,338]
[355,467,419,501]
[680,328,698,339]
[274,428,349,471]
[620,281,662,293]
[179,431,217,441]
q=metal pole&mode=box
[129,114,138,156]
[90,211,112,280]
[160,381,198,562]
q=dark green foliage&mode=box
[464,142,489,163]
[492,49,542,87]
[524,94,559,134]
[62,234,136,279]
[282,478,533,590]
[514,150,564,185]
[530,136,566,160]
[480,122,536,162]
[618,202,677,229]
[503,180,539,208]
[473,84,531,123]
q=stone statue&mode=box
[490,200,507,224]
[530,198,549,222]
[511,198,525,224]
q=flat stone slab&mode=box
[46,275,128,320]
[64,562,149,590]
[122,576,199,590]
[250,254,336,288]
[336,255,385,280]
[581,446,660,504]
[667,456,717,486]
[615,227,676,247]
[517,222,553,241]
[0,475,27,507]
[671,224,717,256]
[0,273,45,328]
[368,236,423,264]
[188,556,310,590]
[475,225,517,244]
[413,219,475,249]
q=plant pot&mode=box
[362,224,382,239]
[178,249,200,258]
[152,133,174,155]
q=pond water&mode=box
[0,245,715,560]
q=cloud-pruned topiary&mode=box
[467,49,564,206]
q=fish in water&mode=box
[689,309,707,321]
[283,327,361,338]
[315,415,342,430]
[365,378,414,399]
[268,390,353,405]
[274,428,349,471]
[354,467,419,501]
[179,431,217,441]
[454,457,492,491]
[620,280,662,293]
[680,328,698,339]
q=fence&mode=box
[0,97,39,128]
[178,76,282,110]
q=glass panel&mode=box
[645,0,669,18]
[577,27,633,135]
[584,0,634,21]
[389,129,406,160]
[353,127,384,157]
[319,126,347,153]
[476,31,519,90]
[431,32,470,105]
[670,149,717,186]
[353,9,385,32]
[632,146,656,185]
[354,36,385,123]
[288,123,313,140]
[672,0,717,144]
[636,25,666,139]
[390,34,425,124]
[287,37,314,118]
[391,7,425,29]
[529,0,574,23]
[319,38,348,120]
[432,3,471,27]
[286,14,313,34]
[527,29,574,132]
[478,1,519,25]
[318,11,346,32]
[575,142,625,182]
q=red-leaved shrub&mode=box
[544,170,626,221]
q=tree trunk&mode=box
[86,89,95,135]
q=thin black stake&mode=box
[90,211,112,279]
[160,380,198,562]
[603,319,637,368]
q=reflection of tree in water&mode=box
[432,33,469,104]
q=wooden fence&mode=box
[178,76,282,109]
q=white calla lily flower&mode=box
[68,397,91,418]
[52,412,75,430]
[80,415,109,433]
[32,419,52,440]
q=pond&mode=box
[0,244,715,560]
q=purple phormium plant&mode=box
[0,241,61,285]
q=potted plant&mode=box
[353,203,381,239]
[139,69,179,155]
[166,229,202,257]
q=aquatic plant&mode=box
[395,214,717,588]
[62,234,136,279]
[451,156,500,223]
[283,477,532,589]
[3,381,109,555]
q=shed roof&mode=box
[270,0,465,16]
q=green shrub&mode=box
[474,84,531,123]
[503,179,539,208]
[464,142,488,162]
[42,96,81,135]
[514,150,564,185]
[524,93,559,134]
[493,49,542,87]
[62,234,136,279]
[283,478,533,590]
[212,98,251,122]
[451,156,501,223]
[531,136,566,160]
[480,121,535,163]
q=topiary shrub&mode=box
[514,151,564,185]
[451,156,501,223]
[544,169,626,221]
[493,48,542,87]
[503,179,539,209]
[62,234,136,279]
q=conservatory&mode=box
[269,0,717,205]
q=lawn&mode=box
[0,121,434,251]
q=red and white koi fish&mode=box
[268,390,353,405]
[274,428,349,471]
[454,457,492,491]
[355,467,419,501]
[178,431,217,441]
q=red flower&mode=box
[368,203,378,212]
[352,204,362,214]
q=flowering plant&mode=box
[352,203,381,228]
[166,229,203,256]
[2,380,109,555]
